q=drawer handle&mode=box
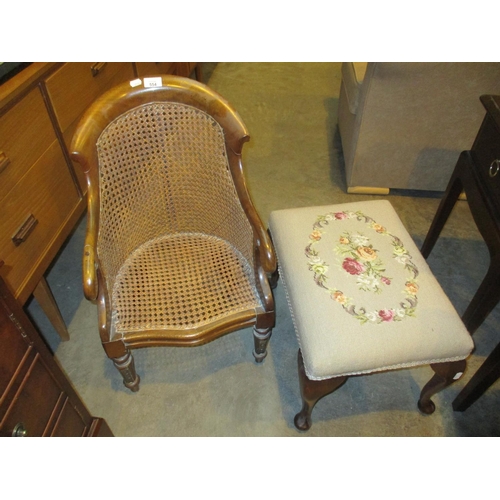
[0,150,11,174]
[12,422,27,437]
[90,62,107,77]
[12,214,38,246]
[489,159,500,178]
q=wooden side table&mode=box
[421,94,500,411]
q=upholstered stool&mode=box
[268,200,474,431]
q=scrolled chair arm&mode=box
[83,244,99,302]
[255,227,277,274]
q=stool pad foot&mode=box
[417,360,466,415]
[294,349,348,431]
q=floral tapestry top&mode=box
[305,210,419,324]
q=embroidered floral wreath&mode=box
[305,210,419,324]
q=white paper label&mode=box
[143,77,162,88]
[130,78,142,87]
[453,372,463,380]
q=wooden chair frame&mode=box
[71,75,277,391]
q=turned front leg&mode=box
[253,326,272,362]
[294,350,348,431]
[418,360,466,414]
[113,349,141,392]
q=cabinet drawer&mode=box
[0,140,79,299]
[135,62,176,77]
[1,354,62,437]
[51,397,87,436]
[472,114,500,194]
[0,308,32,402]
[0,87,56,201]
[45,62,135,134]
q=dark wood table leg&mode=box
[453,340,500,411]
[421,152,466,259]
[461,256,500,334]
[421,150,500,410]
[421,150,500,333]
[424,96,500,411]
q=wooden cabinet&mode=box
[175,62,199,78]
[0,64,86,342]
[135,62,177,77]
[0,268,112,437]
[0,87,57,199]
[0,62,136,341]
[134,62,200,80]
[1,137,79,300]
[45,62,136,193]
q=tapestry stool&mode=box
[268,200,474,431]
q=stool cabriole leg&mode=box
[452,341,500,411]
[294,349,348,431]
[417,360,466,414]
[112,350,141,392]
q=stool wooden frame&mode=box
[272,255,467,431]
[294,349,465,431]
[268,201,471,432]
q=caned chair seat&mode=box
[268,200,473,430]
[112,233,263,337]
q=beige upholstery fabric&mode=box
[338,62,500,192]
[269,200,473,380]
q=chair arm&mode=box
[83,244,98,302]
[255,226,277,274]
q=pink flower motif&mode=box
[342,257,365,275]
[334,212,348,220]
[381,277,391,285]
[378,309,395,322]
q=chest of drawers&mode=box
[1,83,81,300]
[0,63,87,342]
[44,62,136,192]
[0,267,112,436]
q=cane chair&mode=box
[70,75,277,392]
